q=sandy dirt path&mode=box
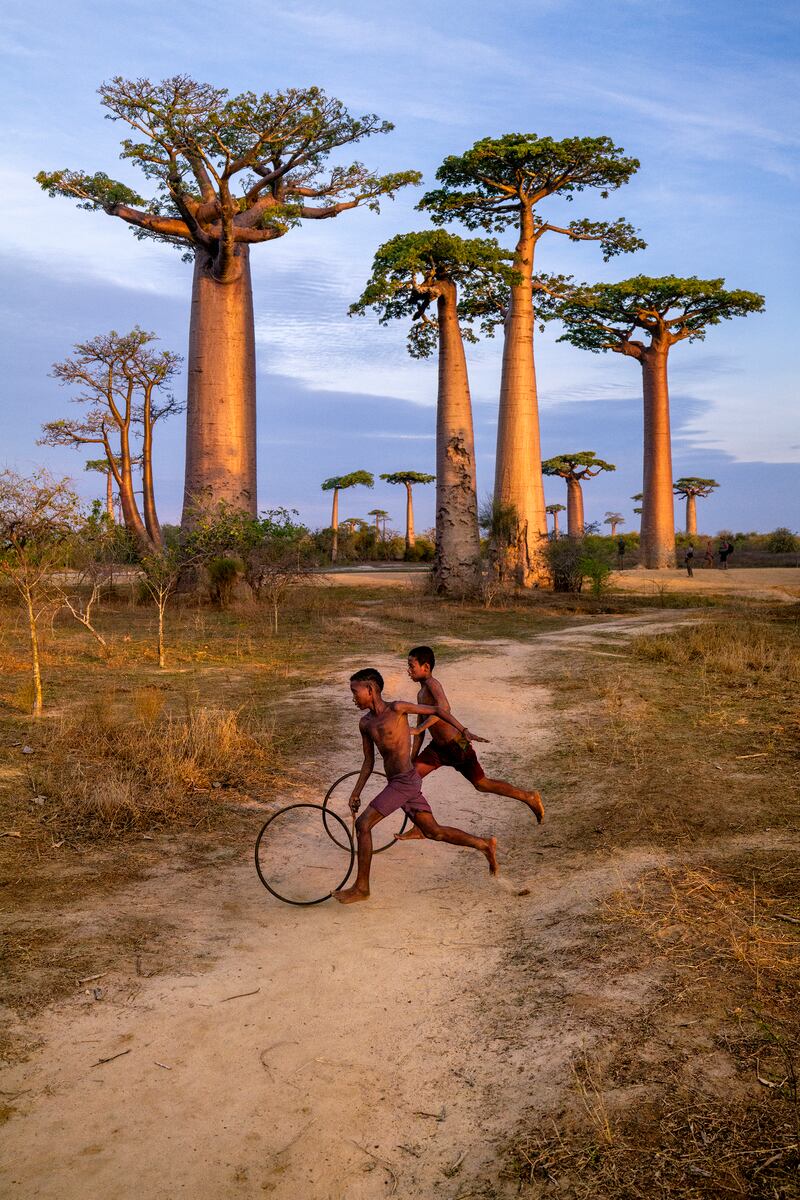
[1,612,696,1199]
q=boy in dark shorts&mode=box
[334,668,497,904]
[398,645,544,841]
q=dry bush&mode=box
[634,619,800,686]
[32,698,293,836]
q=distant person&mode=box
[617,537,626,570]
[719,539,733,570]
[684,544,695,577]
[704,539,715,568]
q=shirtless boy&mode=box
[399,645,544,839]
[334,667,498,904]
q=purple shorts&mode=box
[368,768,432,818]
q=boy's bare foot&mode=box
[396,827,425,842]
[333,886,370,904]
[483,836,499,875]
[527,792,544,824]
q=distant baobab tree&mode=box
[368,509,390,541]
[541,452,615,537]
[38,76,420,524]
[40,329,181,550]
[419,134,644,585]
[544,276,764,568]
[674,477,719,536]
[85,458,118,520]
[321,471,374,563]
[380,471,435,555]
[604,512,625,537]
[352,230,515,593]
[546,502,566,537]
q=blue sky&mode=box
[1,0,798,535]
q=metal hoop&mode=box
[321,770,410,852]
[254,803,355,906]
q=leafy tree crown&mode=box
[418,134,644,260]
[380,471,435,486]
[545,276,765,356]
[545,503,566,513]
[37,76,420,274]
[321,471,374,492]
[673,477,719,497]
[350,230,517,358]
[542,451,616,480]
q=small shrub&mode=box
[766,527,799,554]
[406,537,435,562]
[580,552,613,597]
[207,556,241,607]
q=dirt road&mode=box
[1,613,697,1198]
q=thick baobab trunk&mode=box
[433,287,481,595]
[685,494,697,536]
[551,511,560,537]
[610,521,619,537]
[105,471,114,521]
[566,478,585,537]
[181,245,257,526]
[492,208,548,586]
[330,489,339,564]
[640,349,676,568]
[405,483,415,552]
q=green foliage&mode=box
[321,471,374,492]
[380,471,435,487]
[406,537,435,562]
[350,230,517,358]
[766,527,799,554]
[543,535,614,594]
[546,503,566,514]
[542,451,616,479]
[478,496,518,545]
[673,476,719,498]
[207,557,242,608]
[580,551,613,596]
[37,76,420,258]
[547,276,765,354]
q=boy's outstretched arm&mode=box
[349,726,375,814]
[393,701,488,743]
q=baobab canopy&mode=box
[673,477,720,498]
[541,452,616,480]
[37,76,421,525]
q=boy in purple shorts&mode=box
[334,668,498,904]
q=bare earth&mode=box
[0,608,789,1197]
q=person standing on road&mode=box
[704,539,715,568]
[719,539,734,570]
[684,543,695,577]
[617,537,626,570]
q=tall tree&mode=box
[38,77,420,524]
[419,135,643,585]
[545,502,565,537]
[322,471,374,563]
[85,457,116,520]
[380,471,435,555]
[368,509,390,541]
[673,477,719,536]
[604,512,625,537]
[41,329,181,550]
[351,230,514,593]
[546,277,764,567]
[541,452,615,537]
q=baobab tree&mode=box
[368,509,390,541]
[85,458,117,520]
[38,77,420,523]
[546,277,764,567]
[352,230,515,593]
[674,477,719,536]
[419,135,644,585]
[546,503,565,537]
[541,452,615,537]
[380,471,435,555]
[321,471,374,563]
[604,512,625,537]
[40,329,181,550]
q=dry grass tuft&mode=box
[634,618,800,686]
[31,699,293,836]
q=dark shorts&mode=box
[416,737,486,786]
[368,768,432,818]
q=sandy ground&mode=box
[0,610,751,1198]
[320,564,800,601]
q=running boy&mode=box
[334,668,497,904]
[400,645,544,837]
